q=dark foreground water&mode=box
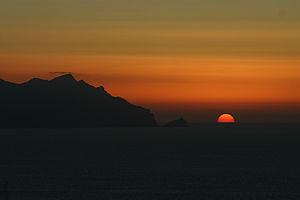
[0,125,300,199]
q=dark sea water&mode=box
[0,125,300,199]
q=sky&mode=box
[1,0,300,122]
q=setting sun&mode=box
[217,114,236,123]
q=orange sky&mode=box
[1,54,300,105]
[1,0,300,122]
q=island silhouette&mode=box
[0,74,157,127]
[164,118,189,127]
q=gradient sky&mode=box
[1,0,300,122]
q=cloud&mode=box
[49,71,75,75]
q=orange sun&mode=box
[217,114,236,123]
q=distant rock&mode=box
[0,74,157,127]
[164,118,189,127]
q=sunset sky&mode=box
[1,0,300,122]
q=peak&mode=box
[51,74,77,83]
[98,86,105,91]
[97,85,109,92]
[97,86,112,96]
[78,80,87,85]
[25,78,47,85]
[78,80,94,88]
[52,74,76,81]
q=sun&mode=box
[217,114,236,123]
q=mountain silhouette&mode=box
[0,74,157,127]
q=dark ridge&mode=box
[23,78,48,86]
[0,74,157,127]
[51,73,77,84]
[0,79,16,86]
[78,80,93,88]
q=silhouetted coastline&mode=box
[0,74,157,128]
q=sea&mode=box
[0,124,300,199]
